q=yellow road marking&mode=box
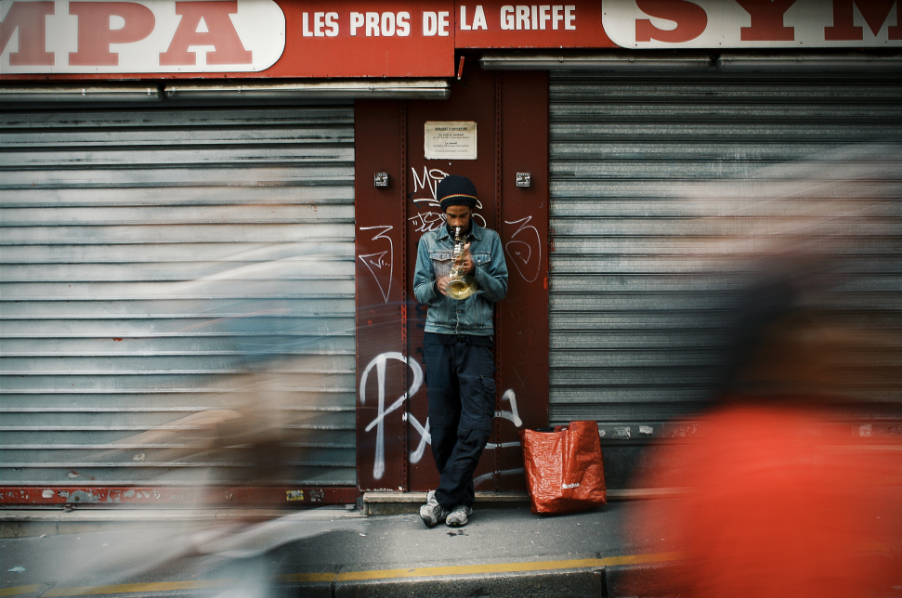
[0,586,40,597]
[335,557,606,581]
[41,552,682,595]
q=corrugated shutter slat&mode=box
[549,73,902,486]
[0,105,356,488]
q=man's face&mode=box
[444,206,472,231]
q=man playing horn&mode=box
[412,174,509,528]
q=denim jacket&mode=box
[413,222,508,335]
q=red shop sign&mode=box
[2,0,899,80]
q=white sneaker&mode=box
[445,504,472,527]
[419,491,450,528]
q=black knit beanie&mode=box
[437,175,478,210]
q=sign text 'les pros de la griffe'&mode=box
[1,0,900,79]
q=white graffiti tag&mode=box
[504,216,542,283]
[358,225,394,303]
[495,389,522,427]
[412,166,450,201]
[409,211,447,233]
[360,352,423,480]
[407,413,431,464]
[360,353,524,479]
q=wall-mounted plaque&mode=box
[424,121,477,160]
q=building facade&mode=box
[2,0,900,505]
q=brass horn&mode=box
[447,226,478,300]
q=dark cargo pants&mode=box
[423,333,496,510]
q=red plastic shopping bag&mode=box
[520,421,607,515]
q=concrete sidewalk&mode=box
[0,499,672,598]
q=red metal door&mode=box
[356,67,549,493]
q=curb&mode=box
[1,488,685,537]
[0,506,362,538]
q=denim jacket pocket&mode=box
[429,250,453,279]
[471,252,491,267]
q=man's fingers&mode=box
[458,244,473,273]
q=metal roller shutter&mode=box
[549,73,902,486]
[0,104,357,492]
